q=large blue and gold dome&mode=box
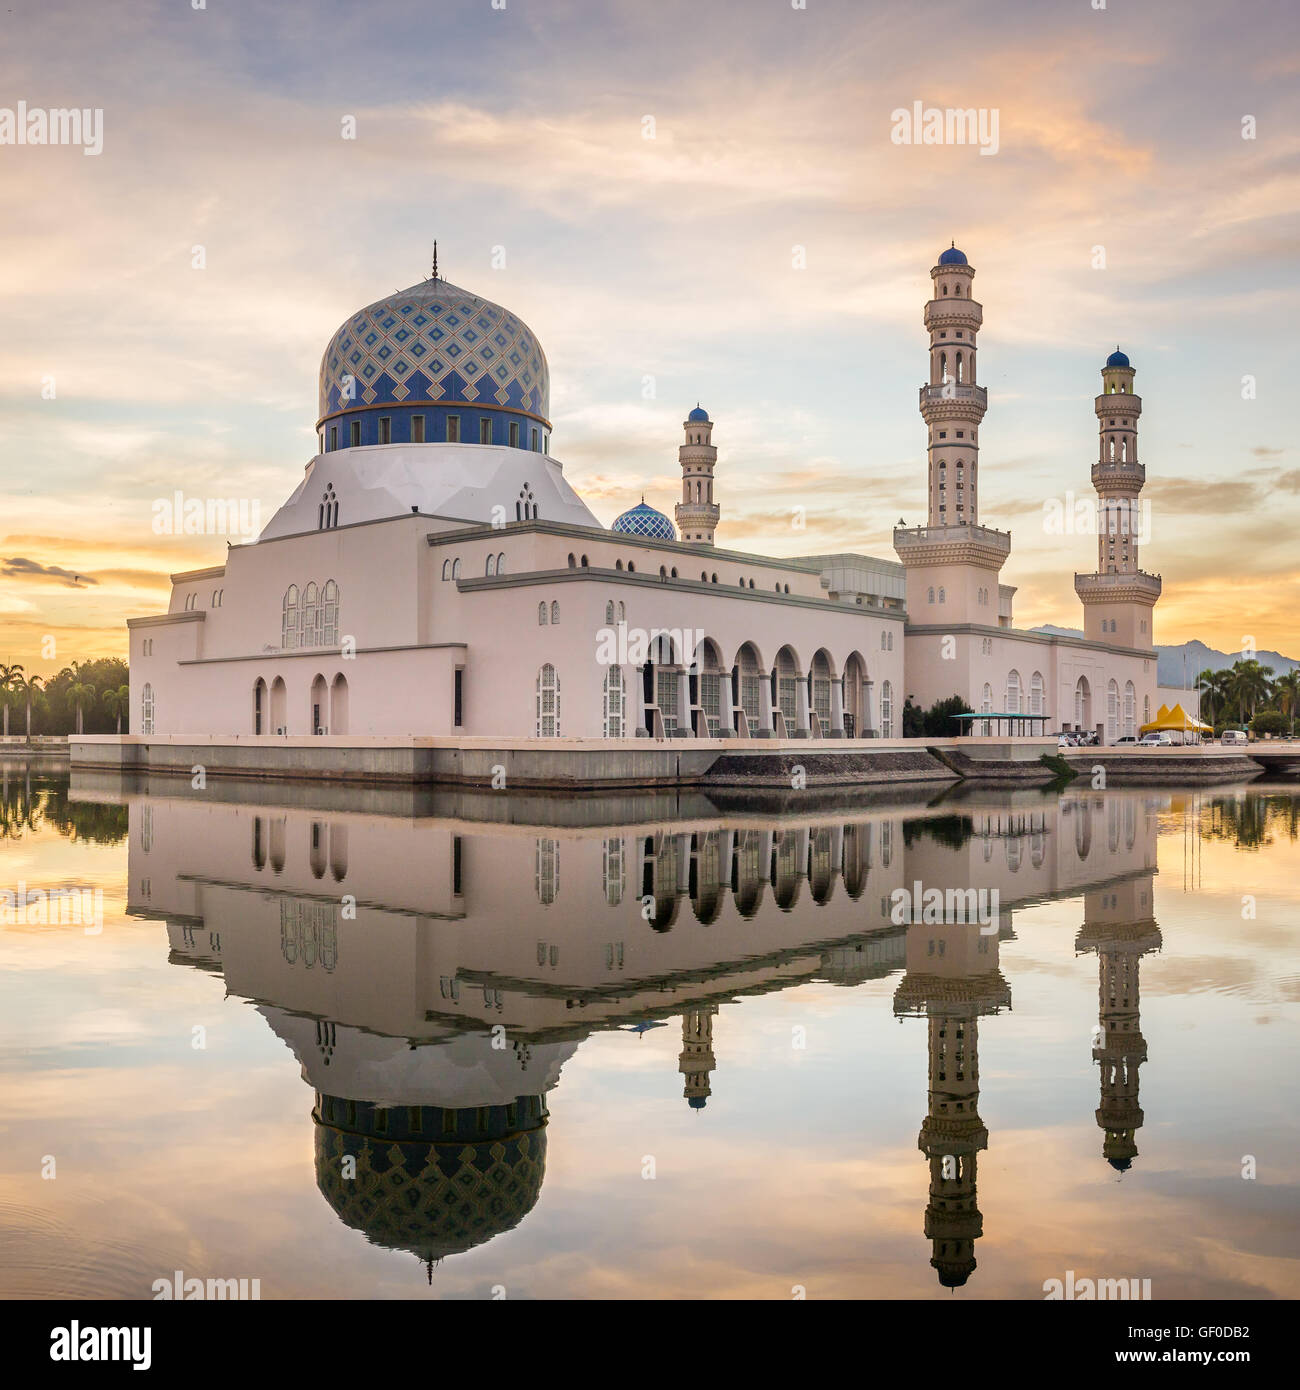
[316,275,551,453]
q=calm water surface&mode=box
[1,766,1298,1300]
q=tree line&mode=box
[1197,659,1300,737]
[0,658,131,737]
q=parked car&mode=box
[1057,733,1074,747]
[1138,732,1173,746]
[1114,735,1138,745]
[1221,729,1249,745]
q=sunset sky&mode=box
[2,0,1298,674]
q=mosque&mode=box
[127,245,1162,749]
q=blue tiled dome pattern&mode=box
[318,278,549,426]
[612,501,676,540]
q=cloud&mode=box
[1,558,99,587]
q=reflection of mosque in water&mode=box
[114,780,1162,1284]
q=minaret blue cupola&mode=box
[317,274,551,455]
[687,404,710,422]
[938,244,968,264]
[612,499,677,541]
[1105,347,1131,367]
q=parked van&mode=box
[1221,729,1249,745]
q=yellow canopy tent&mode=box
[1139,701,1213,736]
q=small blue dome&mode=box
[687,404,709,422]
[938,245,968,265]
[612,501,676,541]
[1106,348,1131,368]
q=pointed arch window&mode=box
[282,585,299,649]
[302,582,320,647]
[140,682,155,735]
[322,580,339,646]
[551,600,560,624]
[538,601,548,626]
[536,664,560,737]
[603,665,625,738]
[318,484,338,530]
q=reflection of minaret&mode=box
[894,918,1010,1289]
[1076,876,1161,1171]
[679,1006,717,1109]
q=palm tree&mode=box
[102,684,130,735]
[66,662,97,737]
[1196,667,1230,728]
[1275,669,1300,738]
[1227,659,1272,725]
[0,661,23,738]
[20,673,42,739]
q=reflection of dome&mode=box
[938,244,968,265]
[1106,348,1131,367]
[317,276,550,446]
[315,1095,548,1265]
[612,500,676,540]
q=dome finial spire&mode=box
[431,240,439,282]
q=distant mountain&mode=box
[1030,628,1300,687]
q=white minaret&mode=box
[1074,349,1161,648]
[922,243,986,526]
[674,405,720,545]
[894,245,1010,626]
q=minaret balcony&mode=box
[924,298,982,332]
[1073,570,1162,603]
[894,522,1010,569]
[1091,461,1145,491]
[919,383,987,413]
[1095,393,1142,419]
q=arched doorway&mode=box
[330,673,349,734]
[310,674,328,734]
[732,642,765,737]
[253,678,267,735]
[1074,675,1092,732]
[810,649,835,737]
[843,653,868,737]
[269,677,287,734]
[643,633,684,737]
[772,645,803,736]
[694,639,729,738]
